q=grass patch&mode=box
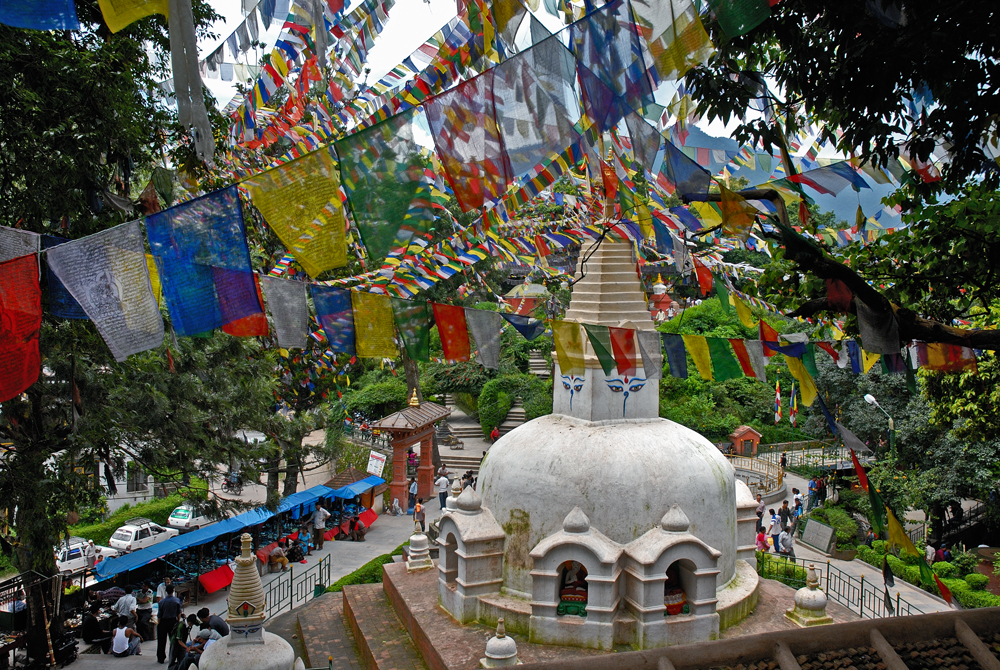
[326,543,409,593]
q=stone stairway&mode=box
[528,351,551,378]
[343,583,429,670]
[498,397,526,436]
[442,452,485,476]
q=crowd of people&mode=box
[754,492,806,558]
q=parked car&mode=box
[55,537,118,575]
[108,517,178,552]
[167,503,213,532]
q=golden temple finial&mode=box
[409,388,420,407]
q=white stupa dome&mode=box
[478,413,737,597]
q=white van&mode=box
[167,504,212,532]
[55,537,118,575]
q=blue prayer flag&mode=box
[661,333,688,378]
[500,313,545,340]
[0,0,79,30]
[662,142,711,196]
[311,286,356,354]
[42,236,88,320]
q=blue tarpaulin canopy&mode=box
[92,485,335,582]
[331,475,385,499]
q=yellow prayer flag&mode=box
[551,320,585,376]
[733,295,755,329]
[351,291,398,359]
[862,349,881,373]
[831,324,845,340]
[719,185,755,242]
[784,355,817,406]
[690,201,723,226]
[637,204,654,240]
[98,0,168,32]
[145,253,162,305]
[244,148,347,278]
[682,335,713,381]
[886,507,920,556]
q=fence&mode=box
[726,454,784,496]
[757,443,872,472]
[343,425,392,451]
[756,552,925,619]
[262,554,332,619]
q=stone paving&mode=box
[345,583,429,670]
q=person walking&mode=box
[413,498,426,532]
[817,476,828,506]
[767,509,782,552]
[110,615,143,657]
[755,494,766,532]
[490,426,500,443]
[778,500,792,529]
[435,472,450,509]
[156,584,182,664]
[135,581,155,641]
[309,502,331,551]
[778,525,795,557]
[756,529,769,552]
[925,542,936,564]
[84,540,97,573]
[408,478,418,511]
[807,477,817,511]
[780,451,787,470]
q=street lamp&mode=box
[864,394,895,457]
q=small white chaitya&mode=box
[436,240,759,650]
[785,564,833,627]
[199,533,305,670]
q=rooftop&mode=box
[371,400,451,432]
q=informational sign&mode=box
[801,519,836,554]
[366,450,387,477]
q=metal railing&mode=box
[343,425,392,451]
[757,444,873,472]
[263,555,331,619]
[726,454,784,496]
[756,552,925,619]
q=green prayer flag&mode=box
[584,324,617,375]
[714,274,730,313]
[709,0,770,38]
[918,557,935,586]
[391,297,431,362]
[706,337,743,381]
[868,486,887,537]
[803,343,819,379]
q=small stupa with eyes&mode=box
[435,240,760,651]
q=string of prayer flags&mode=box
[244,146,348,278]
[146,185,260,337]
[552,320,585,376]
[661,333,688,378]
[465,308,502,370]
[609,327,638,376]
[0,255,41,402]
[47,221,164,362]
[432,303,471,362]
[222,275,269,337]
[584,324,617,375]
[500,313,545,340]
[351,291,398,358]
[261,276,309,350]
[311,286,356,354]
[629,0,713,82]
[391,297,431,361]
[636,330,663,380]
[707,337,742,381]
[682,334,712,380]
[0,226,40,263]
[855,298,900,355]
[42,236,88,320]
[0,0,80,30]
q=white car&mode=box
[108,517,178,552]
[55,537,118,575]
[167,504,212,532]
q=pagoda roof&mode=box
[371,401,451,432]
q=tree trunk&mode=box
[402,351,422,402]
[282,454,300,497]
[264,456,281,504]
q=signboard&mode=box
[801,519,836,555]
[366,450,387,477]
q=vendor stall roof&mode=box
[331,475,385,499]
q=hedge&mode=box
[478,374,550,437]
[806,506,859,548]
[855,546,1000,608]
[68,494,188,546]
[757,551,807,588]
[965,573,990,590]
[326,542,408,593]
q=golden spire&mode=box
[409,388,420,407]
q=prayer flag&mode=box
[850,449,869,492]
[501,313,545,340]
[42,236,88,320]
[923,342,977,372]
[145,254,162,305]
[552,320,585,375]
[774,380,781,424]
[816,395,838,436]
[706,337,742,381]
[97,0,167,32]
[733,295,755,329]
[826,278,853,311]
[691,256,712,296]
[886,507,919,557]
[708,0,770,38]
[433,303,471,362]
[636,330,663,380]
[714,274,730,313]
[0,0,80,30]
[0,255,41,402]
[718,185,755,241]
[662,333,688,378]
[934,574,961,609]
[584,324,617,375]
[789,381,797,425]
[743,340,767,382]
[608,327,637,376]
[682,334,712,380]
[855,297,900,355]
[882,556,895,588]
[222,274,269,337]
[46,221,164,362]
[465,308,502,370]
[661,140,711,196]
[784,355,817,406]
[759,321,779,356]
[884,587,895,616]
[261,276,309,350]
[311,285,355,354]
[391,298,431,361]
[862,349,881,373]
[0,226,40,262]
[629,0,713,82]
[351,291,398,359]
[147,186,260,337]
[244,146,348,278]
[868,485,887,537]
[729,339,756,378]
[802,343,819,379]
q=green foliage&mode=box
[951,550,980,577]
[325,543,408,592]
[806,506,859,548]
[68,494,186,546]
[932,561,959,579]
[964,573,990,590]
[478,374,552,437]
[755,551,807,588]
[453,392,478,419]
[342,378,409,421]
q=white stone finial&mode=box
[406,522,433,572]
[445,478,462,512]
[480,617,519,667]
[660,504,690,533]
[785,564,833,627]
[226,532,266,644]
[456,486,483,514]
[562,506,590,534]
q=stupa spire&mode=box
[227,532,266,644]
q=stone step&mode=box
[449,425,485,439]
[443,454,484,471]
[343,583,429,670]
[268,591,363,670]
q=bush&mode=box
[756,551,807,588]
[343,378,409,420]
[871,540,887,555]
[69,494,186,546]
[808,506,859,548]
[453,392,479,419]
[951,550,979,577]
[933,561,958,579]
[326,543,408,593]
[964,573,990,590]
[477,374,550,438]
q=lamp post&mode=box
[864,394,895,458]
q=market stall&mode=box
[329,475,385,537]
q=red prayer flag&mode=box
[826,278,854,312]
[222,274,269,337]
[691,256,713,296]
[923,342,977,372]
[850,449,869,492]
[816,341,840,362]
[600,161,618,201]
[432,303,471,361]
[608,327,637,376]
[534,234,552,257]
[0,255,42,402]
[729,339,757,377]
[759,321,779,356]
[933,574,960,608]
